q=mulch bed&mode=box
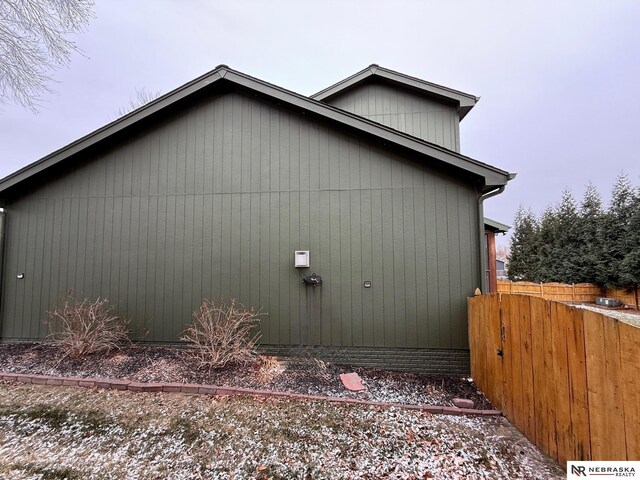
[0,343,494,409]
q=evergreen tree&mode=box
[601,174,637,287]
[619,186,640,287]
[509,175,638,288]
[574,184,605,283]
[508,206,539,281]
[554,190,582,283]
[536,207,560,282]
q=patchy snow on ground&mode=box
[572,304,640,327]
[0,344,493,409]
[0,382,563,480]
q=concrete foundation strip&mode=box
[0,372,502,417]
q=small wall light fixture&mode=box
[17,273,24,279]
[294,250,310,268]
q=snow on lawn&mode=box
[0,383,563,479]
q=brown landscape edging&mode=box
[0,371,502,418]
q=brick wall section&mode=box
[0,342,470,375]
[258,346,471,376]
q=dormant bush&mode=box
[46,292,130,358]
[182,298,264,370]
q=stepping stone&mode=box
[453,398,475,409]
[340,372,366,391]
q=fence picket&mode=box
[584,311,627,459]
[619,321,640,459]
[541,298,559,461]
[563,304,590,461]
[529,297,549,453]
[487,294,503,409]
[500,295,515,422]
[468,297,483,393]
[518,295,536,441]
[550,301,572,466]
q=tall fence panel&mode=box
[497,280,640,308]
[619,321,640,458]
[469,293,640,466]
[497,281,603,302]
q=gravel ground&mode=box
[0,382,564,479]
[0,343,493,409]
[572,303,640,327]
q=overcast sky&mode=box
[1,1,639,246]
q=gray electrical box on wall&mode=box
[294,251,310,267]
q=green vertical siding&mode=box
[0,89,480,349]
[326,79,461,151]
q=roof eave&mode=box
[484,217,511,233]
[0,68,227,194]
[1,66,510,196]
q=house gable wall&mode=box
[324,79,461,151]
[0,88,480,351]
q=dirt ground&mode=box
[0,343,494,409]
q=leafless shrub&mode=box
[312,357,332,381]
[256,355,284,384]
[112,87,163,120]
[181,298,265,370]
[46,292,130,358]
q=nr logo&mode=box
[571,465,587,476]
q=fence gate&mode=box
[468,293,504,409]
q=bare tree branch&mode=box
[113,87,163,120]
[0,0,95,111]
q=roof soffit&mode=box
[484,217,511,233]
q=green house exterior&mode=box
[0,65,514,374]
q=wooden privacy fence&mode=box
[497,280,640,308]
[496,281,602,302]
[468,294,639,466]
[605,287,640,309]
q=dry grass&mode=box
[0,382,564,479]
[312,357,332,382]
[181,298,265,370]
[45,293,130,359]
[255,356,285,384]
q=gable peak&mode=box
[311,64,479,119]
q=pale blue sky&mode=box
[1,1,639,245]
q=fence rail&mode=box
[497,280,639,308]
[604,287,640,309]
[468,294,640,466]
